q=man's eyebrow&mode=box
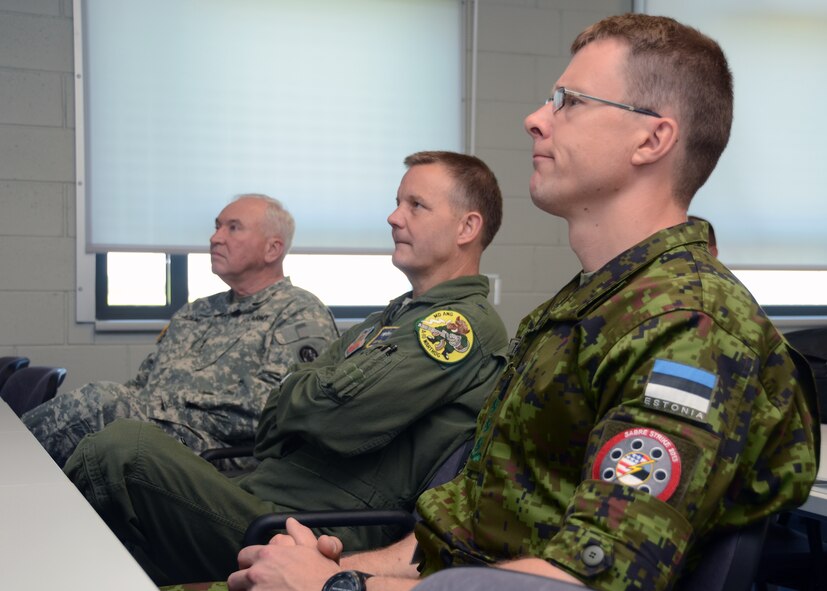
[216,217,243,225]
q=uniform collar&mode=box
[382,275,490,323]
[192,277,292,317]
[523,222,706,331]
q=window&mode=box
[96,252,412,321]
[76,0,465,323]
[641,0,827,318]
[732,270,827,318]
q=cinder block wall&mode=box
[0,0,631,390]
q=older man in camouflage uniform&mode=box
[225,15,819,591]
[23,194,338,467]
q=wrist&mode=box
[321,570,373,591]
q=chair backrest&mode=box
[0,366,67,417]
[675,517,769,591]
[0,356,30,392]
[786,328,827,421]
[243,438,474,547]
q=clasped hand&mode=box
[228,517,344,591]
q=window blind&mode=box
[643,0,827,269]
[80,0,463,254]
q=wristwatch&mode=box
[321,570,373,591]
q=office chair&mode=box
[243,439,473,547]
[0,356,30,392]
[155,441,475,591]
[785,327,827,415]
[676,518,769,591]
[0,365,67,417]
[751,328,826,591]
[199,444,257,476]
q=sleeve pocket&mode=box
[319,347,407,402]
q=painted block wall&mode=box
[0,0,631,390]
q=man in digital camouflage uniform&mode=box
[64,151,509,585]
[225,14,819,591]
[23,194,338,467]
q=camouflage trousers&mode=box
[21,382,227,467]
[64,420,275,586]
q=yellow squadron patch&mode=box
[415,310,474,364]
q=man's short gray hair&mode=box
[235,193,295,255]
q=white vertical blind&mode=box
[643,0,827,269]
[80,0,463,253]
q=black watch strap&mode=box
[321,570,373,591]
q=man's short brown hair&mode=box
[572,14,733,206]
[403,151,503,249]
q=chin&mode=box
[530,187,569,216]
[390,255,407,273]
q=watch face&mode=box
[323,571,363,591]
[328,581,356,591]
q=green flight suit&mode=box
[65,274,507,585]
[415,222,819,591]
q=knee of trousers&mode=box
[67,418,164,478]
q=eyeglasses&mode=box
[547,87,661,118]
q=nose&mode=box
[524,102,553,140]
[210,226,224,246]
[387,206,403,228]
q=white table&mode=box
[0,400,158,590]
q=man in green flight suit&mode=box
[64,151,509,585]
[226,14,819,591]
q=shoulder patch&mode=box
[345,326,375,357]
[593,427,681,501]
[415,310,474,364]
[365,326,398,349]
[298,345,319,362]
[643,359,716,425]
[156,323,170,343]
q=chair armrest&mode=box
[243,510,416,547]
[199,444,255,463]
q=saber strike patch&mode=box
[593,427,682,501]
[416,310,474,363]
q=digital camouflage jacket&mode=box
[415,221,819,591]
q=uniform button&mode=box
[582,545,605,566]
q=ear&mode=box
[631,116,679,166]
[456,211,483,247]
[264,237,285,264]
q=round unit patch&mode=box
[415,310,474,364]
[299,345,319,362]
[592,427,681,501]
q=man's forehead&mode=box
[217,198,263,222]
[399,163,453,192]
[556,37,629,91]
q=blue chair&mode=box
[0,365,67,417]
[0,356,30,392]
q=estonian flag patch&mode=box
[642,359,716,424]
